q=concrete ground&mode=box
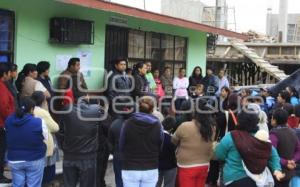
[0,157,115,187]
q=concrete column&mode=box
[278,0,288,42]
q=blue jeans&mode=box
[291,176,300,187]
[9,158,45,187]
[113,157,123,187]
[122,169,158,187]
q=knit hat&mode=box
[255,130,270,143]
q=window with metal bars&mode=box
[0,9,14,64]
[127,29,187,78]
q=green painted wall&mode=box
[0,0,207,89]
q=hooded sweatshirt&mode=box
[5,113,46,161]
[120,112,163,170]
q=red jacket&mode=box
[0,80,15,128]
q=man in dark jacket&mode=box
[59,99,105,187]
[202,67,219,95]
[106,58,132,118]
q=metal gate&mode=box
[105,25,128,71]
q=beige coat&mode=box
[21,77,49,110]
[172,120,214,166]
[34,107,59,156]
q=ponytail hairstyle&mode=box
[194,101,215,142]
[133,62,145,75]
[16,97,36,118]
[138,96,155,114]
[15,63,37,92]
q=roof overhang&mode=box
[57,0,249,40]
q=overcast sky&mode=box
[110,0,300,34]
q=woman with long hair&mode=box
[16,63,50,110]
[219,86,231,111]
[172,103,215,187]
[188,66,203,96]
[215,109,284,187]
[160,67,173,96]
[5,97,48,187]
[132,62,151,98]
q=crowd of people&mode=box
[0,57,300,187]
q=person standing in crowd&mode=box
[247,102,269,132]
[108,111,133,187]
[261,88,275,111]
[145,62,156,93]
[37,61,54,110]
[219,86,231,111]
[274,90,293,112]
[291,127,300,187]
[161,67,173,96]
[97,114,113,187]
[160,67,173,116]
[109,116,126,187]
[31,91,59,185]
[173,68,189,111]
[58,97,104,187]
[215,109,284,187]
[5,63,18,107]
[188,66,203,95]
[0,63,15,183]
[153,69,165,99]
[207,92,239,186]
[172,104,215,187]
[286,86,300,106]
[57,57,88,102]
[174,100,194,130]
[120,96,163,187]
[270,108,300,187]
[106,58,132,118]
[202,67,219,95]
[157,116,177,187]
[16,63,50,110]
[132,62,151,98]
[216,69,229,96]
[5,97,47,187]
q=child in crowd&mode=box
[191,84,205,99]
